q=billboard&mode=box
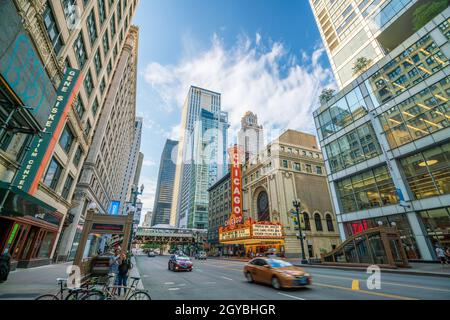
[108,201,121,215]
[12,68,82,195]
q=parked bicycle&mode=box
[35,278,104,300]
[83,274,151,300]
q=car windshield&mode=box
[176,256,190,261]
[267,259,293,268]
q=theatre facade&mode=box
[210,131,341,259]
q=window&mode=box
[85,120,92,136]
[61,175,74,199]
[103,31,110,54]
[314,213,323,232]
[316,166,323,175]
[84,70,94,97]
[98,0,106,24]
[75,95,85,119]
[43,157,63,190]
[379,76,450,149]
[73,146,83,167]
[400,142,450,200]
[59,125,74,153]
[94,50,102,75]
[92,98,99,116]
[110,13,116,37]
[336,166,399,213]
[73,32,87,68]
[294,163,301,171]
[282,160,288,168]
[43,3,63,54]
[87,9,98,45]
[303,213,311,231]
[326,214,335,232]
[325,123,381,173]
[100,77,106,94]
[305,164,312,173]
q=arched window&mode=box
[257,191,270,221]
[303,213,311,231]
[314,213,323,231]
[326,214,334,232]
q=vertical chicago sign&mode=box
[13,68,82,195]
[227,145,244,228]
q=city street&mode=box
[136,256,450,300]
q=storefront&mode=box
[0,184,63,269]
[344,213,423,260]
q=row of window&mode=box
[325,122,382,173]
[379,76,450,150]
[297,212,335,233]
[336,142,450,214]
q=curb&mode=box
[293,264,450,278]
[130,256,144,289]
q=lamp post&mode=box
[293,199,308,265]
[128,184,144,253]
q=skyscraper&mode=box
[0,0,139,267]
[238,111,265,164]
[119,117,143,214]
[312,5,450,261]
[171,86,229,229]
[58,26,140,261]
[152,139,178,226]
[309,0,434,88]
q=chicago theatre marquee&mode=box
[219,145,286,256]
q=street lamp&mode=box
[292,199,308,265]
[128,184,145,253]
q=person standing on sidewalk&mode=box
[436,246,448,265]
[117,252,133,296]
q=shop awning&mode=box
[0,182,61,227]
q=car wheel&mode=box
[246,272,254,283]
[271,277,281,290]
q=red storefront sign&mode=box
[351,220,369,235]
[227,145,244,228]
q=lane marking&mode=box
[313,282,418,300]
[277,292,306,300]
[168,288,180,291]
[221,276,233,281]
[164,282,175,285]
[206,282,217,285]
[312,273,450,293]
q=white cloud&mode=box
[142,159,156,167]
[139,177,158,215]
[144,33,336,141]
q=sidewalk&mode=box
[0,255,144,300]
[0,262,71,299]
[209,256,450,278]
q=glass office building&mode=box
[313,9,450,261]
[171,87,229,229]
[309,0,441,88]
[152,139,178,226]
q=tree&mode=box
[319,88,335,104]
[413,0,449,31]
[352,57,373,76]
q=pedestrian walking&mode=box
[435,246,448,265]
[0,253,11,283]
[117,253,133,296]
[109,249,121,293]
[445,247,450,262]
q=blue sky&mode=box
[132,0,335,218]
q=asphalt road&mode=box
[136,255,450,300]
